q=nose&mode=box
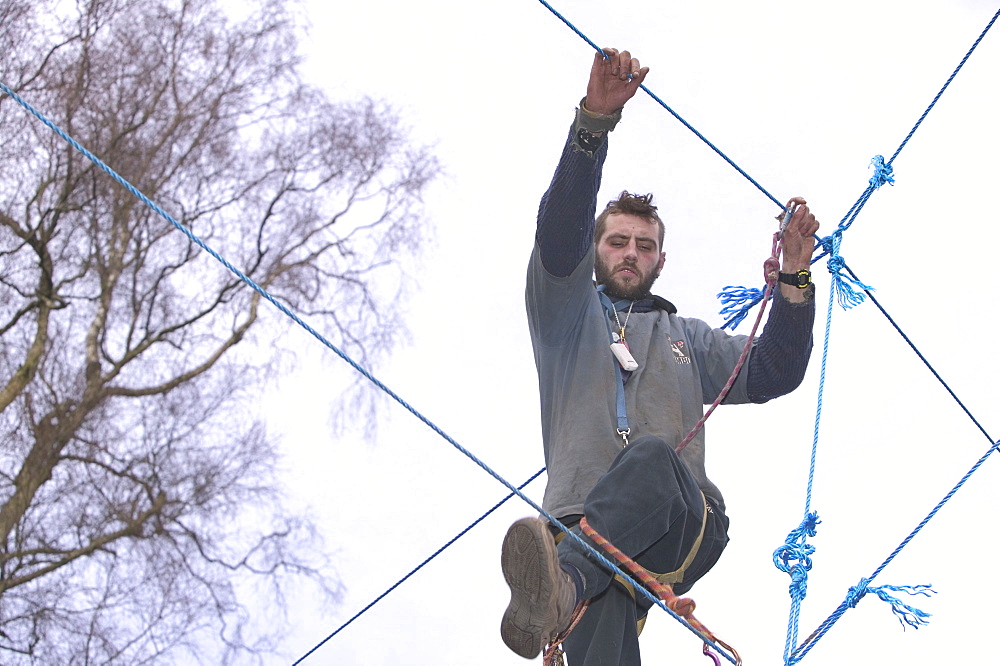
[623,241,638,262]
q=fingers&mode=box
[586,47,649,115]
[789,202,819,237]
[599,47,647,82]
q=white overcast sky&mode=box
[257,1,1000,664]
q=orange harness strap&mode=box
[578,516,741,665]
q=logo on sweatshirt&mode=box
[671,339,691,365]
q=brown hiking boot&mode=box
[500,517,578,658]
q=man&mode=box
[500,47,819,664]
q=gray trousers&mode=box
[556,435,730,665]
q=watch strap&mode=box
[778,269,811,288]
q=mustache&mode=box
[614,261,640,274]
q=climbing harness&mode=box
[552,492,707,614]
[580,516,741,665]
[547,497,721,664]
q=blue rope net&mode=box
[772,8,1000,663]
[3,3,999,664]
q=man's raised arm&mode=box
[535,48,649,278]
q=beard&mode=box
[594,254,660,301]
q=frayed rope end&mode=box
[717,285,766,330]
[846,581,935,629]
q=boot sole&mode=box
[500,517,561,659]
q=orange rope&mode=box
[579,516,741,665]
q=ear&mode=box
[656,251,666,274]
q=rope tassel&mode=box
[819,234,874,309]
[717,285,767,330]
[847,580,935,629]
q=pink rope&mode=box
[675,231,783,455]
[542,600,591,666]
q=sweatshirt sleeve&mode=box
[746,286,816,402]
[535,127,608,278]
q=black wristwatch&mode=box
[778,269,811,289]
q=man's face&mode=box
[594,213,666,300]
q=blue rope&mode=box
[723,5,999,326]
[0,80,738,666]
[788,438,997,664]
[773,8,1000,661]
[534,0,784,210]
[292,468,546,664]
[717,249,826,331]
[847,264,997,444]
[815,4,999,309]
[773,511,820,658]
[776,276,833,663]
[723,151,888,329]
[717,152,888,327]
[783,267,999,663]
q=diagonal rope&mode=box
[0,80,738,665]
[817,6,999,310]
[790,436,999,663]
[783,265,1000,663]
[533,0,785,210]
[766,7,1000,663]
[293,468,545,664]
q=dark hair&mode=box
[595,191,664,249]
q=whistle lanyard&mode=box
[597,287,632,447]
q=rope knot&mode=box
[773,512,821,602]
[788,565,811,602]
[668,596,697,617]
[846,578,871,608]
[868,155,895,189]
[763,256,780,285]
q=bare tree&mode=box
[0,0,439,662]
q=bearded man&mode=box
[500,47,820,665]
